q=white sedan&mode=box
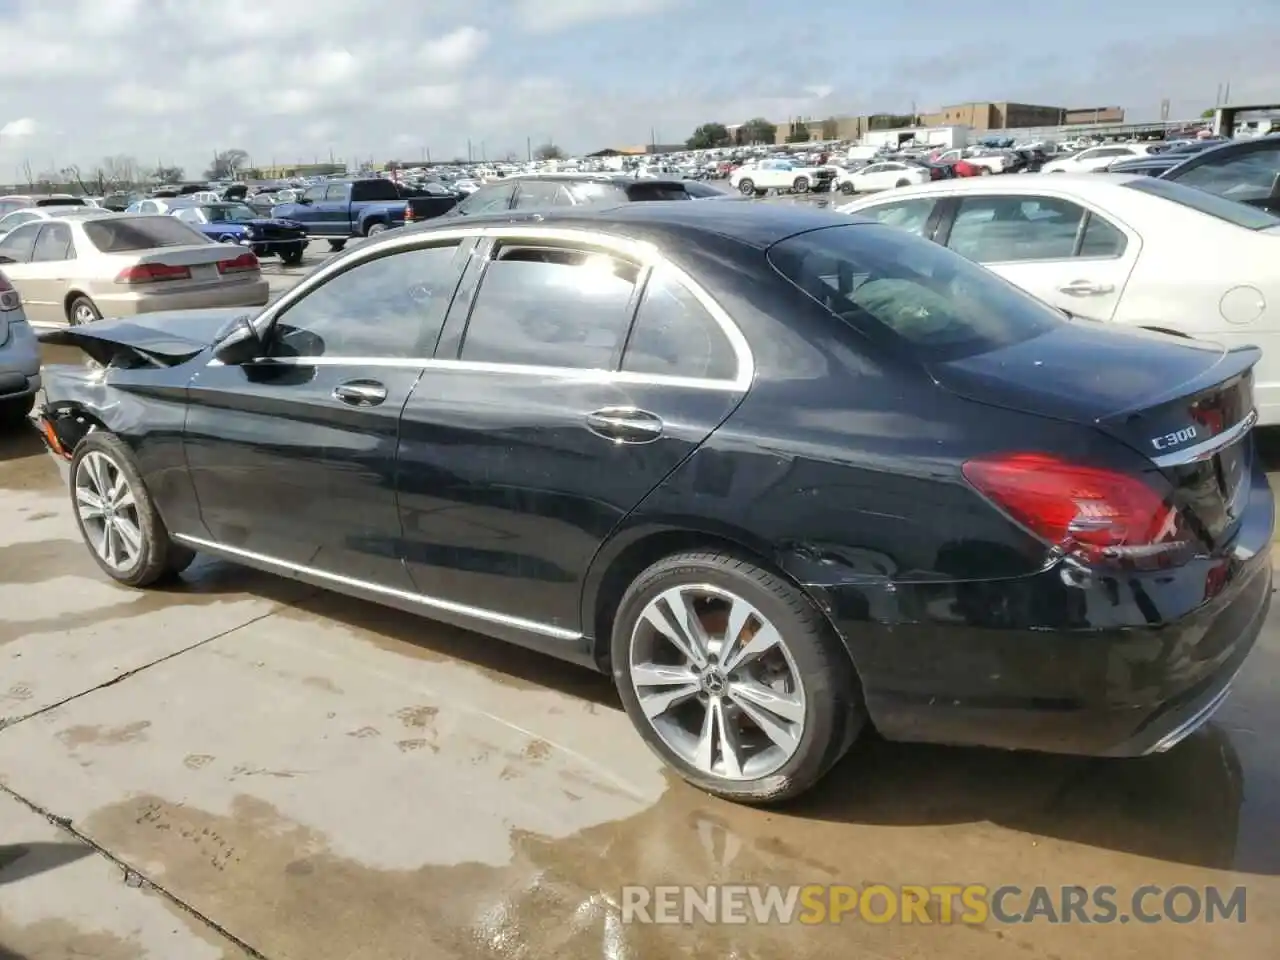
[833,161,931,195]
[1041,143,1162,173]
[838,173,1280,424]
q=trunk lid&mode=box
[932,322,1260,549]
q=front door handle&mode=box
[585,407,664,443]
[1058,280,1115,297]
[333,380,387,406]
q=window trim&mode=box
[225,224,754,392]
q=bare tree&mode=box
[101,154,139,187]
[60,165,93,196]
[21,159,34,190]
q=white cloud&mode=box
[0,0,1272,183]
[0,118,37,139]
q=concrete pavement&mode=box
[0,255,1278,958]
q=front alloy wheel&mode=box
[70,432,195,586]
[75,450,143,573]
[613,551,864,803]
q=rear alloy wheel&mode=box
[365,222,390,237]
[737,179,756,196]
[613,551,863,803]
[792,176,810,193]
[70,432,195,587]
[68,296,101,326]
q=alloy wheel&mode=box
[629,583,807,780]
[73,303,97,325]
[74,451,143,571]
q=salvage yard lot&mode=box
[0,247,1278,959]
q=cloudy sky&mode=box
[0,0,1277,180]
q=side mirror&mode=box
[212,314,262,365]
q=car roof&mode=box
[843,172,1144,201]
[40,206,115,218]
[404,197,860,248]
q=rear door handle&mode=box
[332,380,387,406]
[1058,280,1115,297]
[585,407,664,443]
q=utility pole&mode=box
[467,138,472,162]
[1223,81,1231,104]
[526,137,532,161]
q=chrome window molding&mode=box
[173,533,582,642]
[1150,409,1258,468]
[230,224,755,391]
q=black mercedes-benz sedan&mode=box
[35,201,1273,804]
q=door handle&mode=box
[332,380,387,406]
[1058,280,1115,297]
[585,407,664,443]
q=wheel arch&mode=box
[582,520,862,685]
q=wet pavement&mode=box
[0,322,1278,958]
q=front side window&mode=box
[768,222,1061,360]
[459,244,640,369]
[174,207,206,224]
[568,181,625,205]
[303,186,326,203]
[513,181,573,209]
[621,270,736,381]
[946,195,1085,263]
[270,243,463,359]
[855,198,936,237]
[0,223,40,264]
[323,184,348,202]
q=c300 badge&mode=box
[1151,426,1198,451]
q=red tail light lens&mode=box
[217,252,259,274]
[0,271,20,311]
[962,452,1188,565]
[115,263,192,284]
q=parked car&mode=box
[0,268,39,426]
[729,159,834,196]
[1104,140,1219,176]
[1157,134,1280,216]
[838,173,1280,423]
[169,201,308,265]
[445,173,697,217]
[0,212,269,327]
[124,197,180,216]
[833,160,932,195]
[0,204,95,238]
[34,202,1272,803]
[269,178,436,251]
[0,196,35,218]
[1041,144,1161,173]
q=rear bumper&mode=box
[807,465,1275,757]
[91,279,271,316]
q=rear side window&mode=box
[855,198,936,237]
[31,223,74,262]
[622,270,736,381]
[0,223,39,264]
[513,180,574,209]
[947,195,1084,262]
[768,223,1060,360]
[83,217,210,252]
[351,180,401,202]
[568,182,625,205]
[460,245,640,369]
[454,183,515,215]
[1127,175,1280,229]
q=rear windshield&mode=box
[768,223,1062,360]
[1124,176,1280,229]
[83,217,210,253]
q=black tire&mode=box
[0,395,34,428]
[327,239,347,252]
[280,243,305,266]
[69,432,195,588]
[978,166,992,176]
[67,296,101,326]
[840,181,856,195]
[895,178,910,188]
[737,179,756,196]
[792,176,810,193]
[611,550,864,804]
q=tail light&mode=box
[115,263,191,284]
[962,452,1189,566]
[0,271,20,311]
[217,252,259,274]
[404,207,418,224]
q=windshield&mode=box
[1125,176,1280,229]
[768,223,1061,361]
[204,204,258,222]
[83,216,210,252]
